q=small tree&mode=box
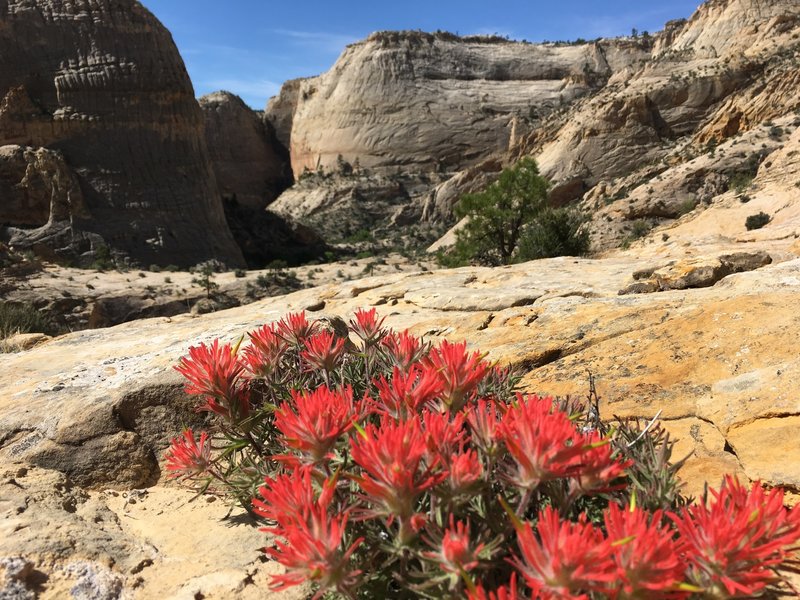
[191,261,219,298]
[448,157,550,266]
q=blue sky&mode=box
[141,1,701,110]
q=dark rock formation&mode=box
[222,200,328,267]
[0,0,244,268]
[199,91,291,209]
[198,91,328,267]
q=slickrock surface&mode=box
[2,226,800,595]
[0,0,243,267]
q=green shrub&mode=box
[234,268,247,278]
[745,212,770,230]
[517,207,590,260]
[630,219,652,239]
[0,302,53,339]
[729,172,754,194]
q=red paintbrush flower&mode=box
[426,516,485,574]
[274,385,361,465]
[424,340,490,412]
[252,467,317,526]
[420,409,467,464]
[350,417,445,540]
[276,311,318,346]
[174,339,250,421]
[301,330,346,372]
[254,470,363,598]
[604,503,687,598]
[447,448,484,495]
[511,506,616,599]
[496,394,585,491]
[466,398,503,457]
[164,429,212,478]
[372,365,444,419]
[569,431,631,496]
[466,574,520,600]
[381,329,428,372]
[671,475,800,598]
[349,307,387,347]
[241,322,287,378]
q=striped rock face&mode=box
[0,0,244,267]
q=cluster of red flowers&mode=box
[167,308,800,599]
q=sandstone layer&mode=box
[0,0,244,267]
[266,32,649,237]
[267,32,649,177]
[526,0,800,248]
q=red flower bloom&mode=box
[604,503,686,598]
[373,365,444,419]
[253,467,317,526]
[254,470,363,598]
[426,516,485,574]
[496,394,585,491]
[671,475,800,598]
[512,506,615,599]
[421,410,467,462]
[467,399,503,457]
[276,311,318,346]
[241,323,287,378]
[467,574,520,600]
[350,417,445,538]
[301,330,347,372]
[381,329,428,372]
[174,339,250,421]
[424,340,490,412]
[447,449,484,495]
[569,431,631,496]
[274,386,361,465]
[349,307,387,346]
[164,429,212,478]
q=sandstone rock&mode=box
[618,250,772,293]
[1,332,51,352]
[270,171,443,240]
[0,145,85,228]
[266,32,648,238]
[222,203,328,267]
[0,464,305,599]
[418,159,503,223]
[3,239,800,593]
[264,77,308,151]
[199,91,291,209]
[520,0,800,216]
[0,0,243,268]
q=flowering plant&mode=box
[167,309,800,599]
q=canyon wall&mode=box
[0,0,244,267]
